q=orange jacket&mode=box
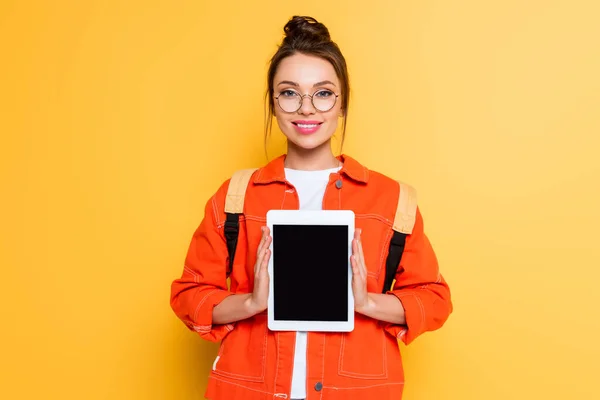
[170,154,452,400]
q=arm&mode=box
[356,292,406,325]
[353,208,452,344]
[212,226,271,324]
[170,184,271,341]
[212,293,257,325]
[169,189,234,342]
[383,207,452,344]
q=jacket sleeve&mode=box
[383,207,452,345]
[170,185,234,342]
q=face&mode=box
[272,53,343,151]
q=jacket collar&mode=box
[253,154,369,184]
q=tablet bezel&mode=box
[266,209,355,332]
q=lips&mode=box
[292,120,323,135]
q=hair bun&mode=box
[283,16,331,43]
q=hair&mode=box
[264,16,350,156]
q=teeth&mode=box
[298,124,317,128]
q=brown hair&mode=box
[264,16,350,155]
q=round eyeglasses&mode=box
[275,89,339,113]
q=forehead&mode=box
[273,53,339,87]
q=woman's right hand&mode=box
[245,226,271,315]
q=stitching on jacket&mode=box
[208,375,274,395]
[245,215,267,223]
[255,167,264,183]
[189,323,211,332]
[183,265,199,283]
[280,185,287,209]
[397,292,426,332]
[355,213,393,226]
[376,228,393,281]
[212,320,268,382]
[212,196,221,226]
[323,381,405,390]
[338,326,388,379]
[193,288,218,321]
[273,333,280,392]
[415,294,426,329]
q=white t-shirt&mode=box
[284,166,341,400]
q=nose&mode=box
[298,95,316,115]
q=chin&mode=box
[286,134,332,151]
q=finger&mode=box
[357,229,366,265]
[350,255,360,278]
[257,227,267,255]
[261,248,271,272]
[255,239,269,274]
[357,231,367,277]
[258,226,267,251]
[356,257,366,282]
[257,228,272,260]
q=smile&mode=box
[292,121,323,135]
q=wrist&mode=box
[355,294,376,315]
[243,294,262,317]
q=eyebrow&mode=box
[277,80,337,87]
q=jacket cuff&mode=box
[386,291,425,345]
[189,289,235,342]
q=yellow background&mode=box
[1,0,599,398]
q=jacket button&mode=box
[314,382,323,391]
[335,179,343,189]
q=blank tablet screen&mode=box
[272,224,348,322]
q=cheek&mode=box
[273,109,288,129]
[323,107,341,126]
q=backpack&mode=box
[222,168,418,294]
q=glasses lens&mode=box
[277,91,301,112]
[313,90,336,112]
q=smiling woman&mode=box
[272,53,343,161]
[170,15,452,400]
[264,16,351,167]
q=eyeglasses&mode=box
[274,89,339,113]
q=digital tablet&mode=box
[266,209,355,332]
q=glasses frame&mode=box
[274,89,340,113]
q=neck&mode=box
[284,140,340,170]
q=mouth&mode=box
[292,121,323,135]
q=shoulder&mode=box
[352,158,419,233]
[207,167,262,217]
[349,156,416,197]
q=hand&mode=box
[246,226,271,315]
[351,228,371,313]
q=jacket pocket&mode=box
[212,315,268,382]
[338,317,388,379]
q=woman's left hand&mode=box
[351,228,370,313]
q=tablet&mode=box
[266,209,355,332]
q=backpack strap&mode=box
[223,168,257,275]
[382,182,418,293]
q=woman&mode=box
[170,15,452,400]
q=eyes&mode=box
[275,87,340,113]
[278,89,335,98]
